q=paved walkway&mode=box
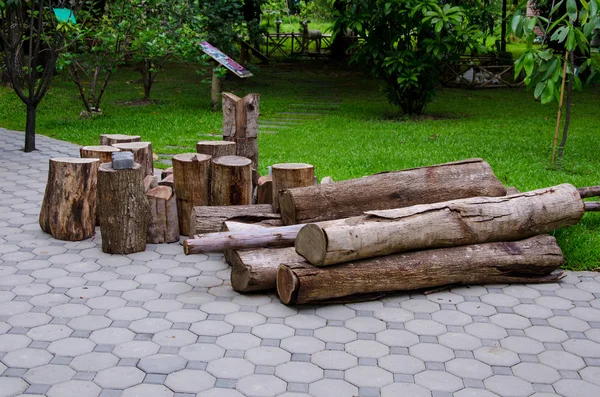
[0,128,600,397]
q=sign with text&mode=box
[200,42,253,79]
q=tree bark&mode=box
[98,163,148,254]
[111,142,154,177]
[80,145,121,164]
[189,204,278,236]
[272,163,315,212]
[279,158,507,225]
[196,140,236,158]
[211,70,221,112]
[172,153,212,236]
[24,103,37,152]
[147,186,179,244]
[211,156,253,206]
[278,235,565,305]
[257,175,273,204]
[39,158,99,241]
[295,184,584,266]
[222,92,260,177]
[144,175,158,192]
[99,134,141,146]
[557,51,574,163]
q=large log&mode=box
[211,156,253,206]
[112,142,154,177]
[39,158,98,241]
[279,158,507,225]
[147,186,179,244]
[278,235,565,305]
[196,140,236,159]
[172,153,212,236]
[272,163,314,212]
[99,134,141,146]
[189,204,280,236]
[98,163,148,254]
[295,184,585,267]
[80,145,121,164]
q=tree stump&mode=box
[98,163,148,254]
[112,142,154,177]
[257,175,273,205]
[147,186,179,244]
[172,153,212,236]
[80,145,121,164]
[196,140,236,159]
[211,156,253,206]
[99,134,141,146]
[39,158,99,241]
[222,93,259,180]
[271,163,314,212]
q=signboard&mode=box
[53,8,77,24]
[200,42,253,79]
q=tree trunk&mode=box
[222,93,260,178]
[271,163,315,212]
[279,235,565,305]
[24,103,37,152]
[557,51,574,163]
[80,145,121,164]
[172,153,212,236]
[99,134,141,146]
[211,156,253,206]
[196,140,236,158]
[147,186,179,244]
[279,158,507,225]
[257,175,273,204]
[98,163,148,254]
[39,158,99,240]
[111,142,154,177]
[295,184,584,267]
[189,204,278,236]
[211,70,221,112]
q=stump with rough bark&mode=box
[196,140,236,159]
[98,163,149,254]
[99,134,141,146]
[172,153,212,236]
[112,142,154,177]
[80,145,121,164]
[147,186,179,244]
[211,156,253,206]
[39,158,99,241]
[271,163,314,212]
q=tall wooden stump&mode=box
[211,156,253,206]
[112,142,154,177]
[271,163,314,212]
[98,163,148,254]
[222,93,259,180]
[172,153,212,236]
[196,140,236,159]
[99,134,141,146]
[147,186,179,244]
[40,158,99,241]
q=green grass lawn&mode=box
[1,61,599,270]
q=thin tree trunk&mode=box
[557,51,574,163]
[24,102,37,152]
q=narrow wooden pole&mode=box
[211,69,221,112]
[584,202,600,212]
[551,50,569,164]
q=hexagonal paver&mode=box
[563,339,600,358]
[47,380,101,397]
[501,336,544,354]
[490,313,532,329]
[26,324,72,341]
[90,327,135,345]
[382,383,431,397]
[315,305,356,320]
[85,296,126,310]
[201,301,240,315]
[431,309,472,326]
[536,296,574,310]
[0,377,29,397]
[480,293,520,307]
[484,375,534,397]
[446,357,492,380]
[47,337,95,356]
[275,361,323,383]
[216,333,260,350]
[121,384,174,397]
[48,303,90,319]
[280,336,325,354]
[415,370,463,392]
[581,366,600,387]
[457,301,497,316]
[405,319,446,336]
[314,326,357,343]
[373,307,414,323]
[538,350,585,370]
[512,362,560,384]
[410,343,454,362]
[345,316,386,333]
[311,350,357,370]
[129,318,172,334]
[252,323,294,339]
[113,341,160,358]
[246,346,291,366]
[553,379,600,397]
[378,354,425,374]
[503,285,540,299]
[401,299,440,313]
[8,312,51,328]
[143,299,183,312]
[525,325,569,343]
[152,330,197,347]
[438,332,482,350]
[345,340,389,358]
[69,352,119,372]
[376,329,419,347]
[94,366,145,389]
[548,315,590,332]
[236,374,287,397]
[0,301,32,316]
[513,304,553,319]
[190,320,233,336]
[345,366,393,387]
[107,307,148,321]
[179,343,225,362]
[309,379,358,397]
[474,346,520,366]
[67,286,106,299]
[2,348,53,368]
[166,369,217,393]
[164,309,208,324]
[455,389,500,397]
[24,364,75,384]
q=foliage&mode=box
[298,0,334,21]
[261,0,289,27]
[197,0,246,56]
[334,0,484,115]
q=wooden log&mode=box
[584,202,600,212]
[272,163,315,212]
[184,224,304,254]
[161,167,173,180]
[80,145,120,164]
[112,142,154,177]
[147,186,179,244]
[144,175,158,192]
[279,158,507,225]
[98,163,148,254]
[211,70,222,112]
[189,204,278,236]
[172,153,212,236]
[211,156,253,206]
[196,140,236,159]
[99,134,141,146]
[295,184,585,267]
[159,174,174,189]
[278,235,565,305]
[39,158,98,241]
[257,176,273,204]
[578,186,600,198]
[222,93,259,175]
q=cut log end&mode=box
[295,224,327,266]
[51,157,99,164]
[214,155,252,167]
[277,264,299,305]
[279,190,297,225]
[173,153,212,163]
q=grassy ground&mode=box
[1,61,599,270]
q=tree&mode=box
[333,0,483,115]
[0,0,84,152]
[512,0,599,164]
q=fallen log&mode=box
[279,158,506,225]
[295,184,584,266]
[189,204,278,236]
[279,235,565,305]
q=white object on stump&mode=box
[147,186,179,244]
[98,162,149,254]
[271,163,314,212]
[112,142,154,177]
[172,153,212,236]
[39,158,99,241]
[211,155,253,206]
[196,140,236,159]
[99,134,141,146]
